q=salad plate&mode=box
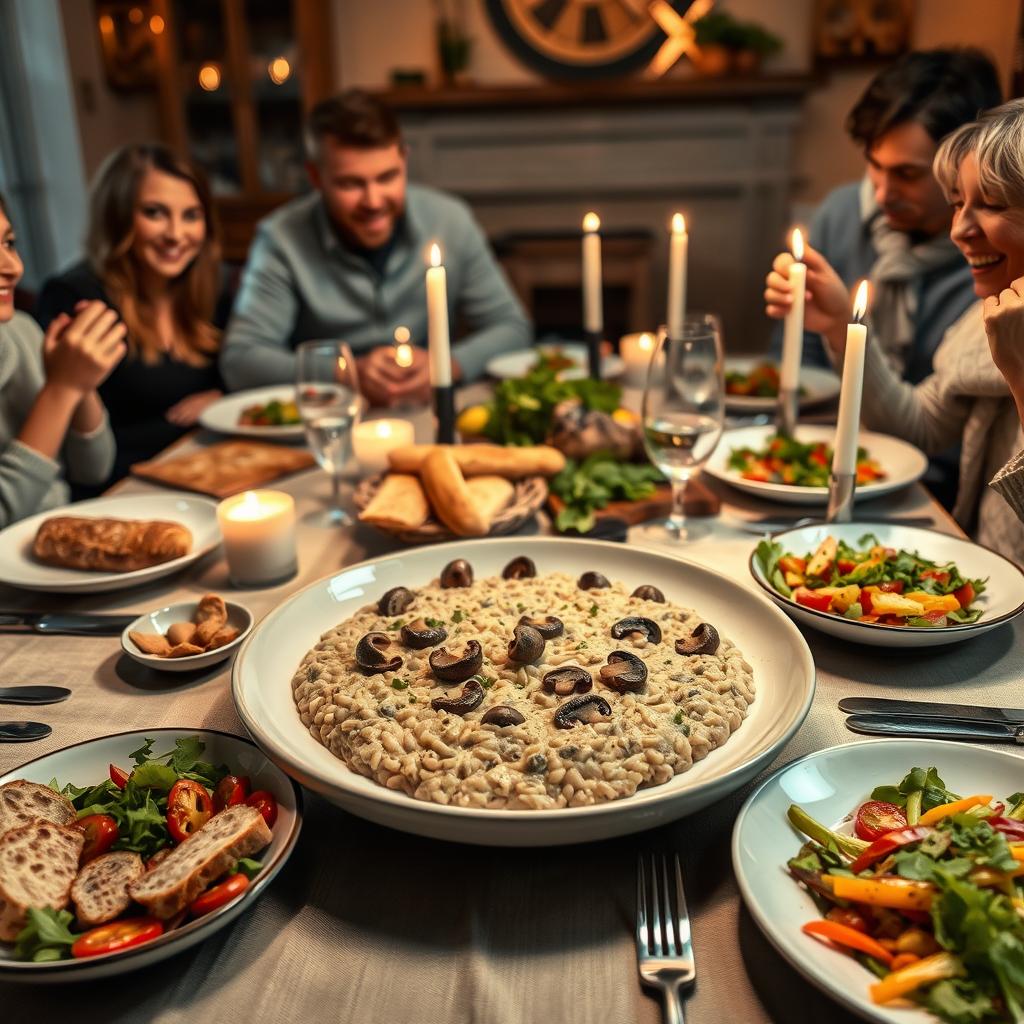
[486,344,625,381]
[199,386,306,441]
[233,536,815,847]
[0,494,221,594]
[704,425,928,506]
[749,522,1024,648]
[0,728,302,982]
[724,358,841,413]
[733,739,1024,1024]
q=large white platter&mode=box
[199,386,305,441]
[486,343,625,381]
[0,494,221,594]
[232,536,815,847]
[0,728,302,983]
[705,424,928,506]
[749,521,1024,648]
[724,357,840,413]
[733,739,1024,1024]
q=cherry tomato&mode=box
[837,559,857,575]
[876,581,905,594]
[954,581,976,608]
[109,764,130,789]
[214,775,251,812]
[793,587,832,613]
[71,917,163,958]
[79,814,119,863]
[246,790,278,829]
[850,825,932,873]
[166,779,213,843]
[854,801,909,842]
[189,873,250,917]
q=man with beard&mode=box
[221,90,530,406]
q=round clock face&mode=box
[486,0,693,80]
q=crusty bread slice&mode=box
[0,821,84,941]
[128,805,272,920]
[0,780,76,841]
[71,850,145,928]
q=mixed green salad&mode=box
[550,453,664,533]
[788,766,1024,1022]
[729,434,884,487]
[757,534,986,627]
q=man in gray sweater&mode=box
[220,90,530,406]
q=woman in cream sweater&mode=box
[0,194,125,525]
[765,99,1024,564]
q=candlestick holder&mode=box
[584,329,602,380]
[826,471,856,523]
[434,385,455,444]
[774,387,798,437]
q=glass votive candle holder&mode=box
[216,490,297,587]
[352,418,415,475]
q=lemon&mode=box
[611,407,639,427]
[457,404,490,436]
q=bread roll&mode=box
[32,517,192,573]
[358,473,430,531]
[420,448,489,537]
[465,476,514,530]
[388,443,565,479]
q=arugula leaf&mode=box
[131,761,177,791]
[234,857,264,881]
[924,978,998,1024]
[129,737,156,764]
[13,908,79,963]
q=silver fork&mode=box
[636,853,696,1024]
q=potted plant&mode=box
[691,11,782,76]
[434,0,472,85]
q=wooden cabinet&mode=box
[149,0,332,261]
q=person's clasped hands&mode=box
[43,299,126,399]
[357,344,461,408]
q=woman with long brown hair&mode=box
[36,143,227,485]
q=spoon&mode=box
[0,722,51,742]
[0,686,71,706]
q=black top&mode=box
[34,261,230,488]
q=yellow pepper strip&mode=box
[870,951,963,1005]
[903,592,961,613]
[829,875,935,911]
[918,795,993,826]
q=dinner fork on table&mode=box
[636,853,696,1023]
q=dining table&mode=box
[1,383,1021,1024]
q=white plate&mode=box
[749,521,1024,648]
[121,601,254,672]
[199,386,305,440]
[724,357,840,413]
[486,344,625,381]
[0,728,302,982]
[232,537,815,847]
[0,494,221,594]
[704,424,928,506]
[733,739,1024,1024]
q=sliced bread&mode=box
[0,780,76,841]
[0,820,84,941]
[128,805,271,920]
[71,850,145,928]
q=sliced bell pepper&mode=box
[918,794,992,827]
[850,826,933,874]
[993,819,1024,842]
[801,919,895,966]
[806,537,838,578]
[953,581,976,608]
[870,952,962,1005]
[826,875,935,911]
[793,587,832,613]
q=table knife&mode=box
[0,612,137,636]
[735,515,936,533]
[0,721,51,742]
[840,696,1024,725]
[845,713,1024,744]
[0,685,71,705]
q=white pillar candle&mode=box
[667,212,688,340]
[831,280,870,476]
[216,490,297,587]
[582,212,603,334]
[780,227,806,395]
[619,331,656,387]
[426,244,451,387]
[352,418,415,474]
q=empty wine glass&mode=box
[296,340,361,526]
[641,316,724,541]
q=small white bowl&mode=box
[121,600,254,672]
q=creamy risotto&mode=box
[292,560,755,810]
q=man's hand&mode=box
[357,345,433,407]
[165,389,223,427]
[983,278,1024,423]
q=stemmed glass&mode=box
[641,315,725,541]
[296,340,361,526]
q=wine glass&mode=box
[641,315,724,541]
[296,340,361,526]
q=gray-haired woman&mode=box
[767,98,1024,564]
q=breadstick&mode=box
[420,448,489,537]
[388,444,565,479]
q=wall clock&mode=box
[485,0,696,80]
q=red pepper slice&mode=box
[850,825,933,874]
[71,917,164,958]
[166,779,213,844]
[793,587,832,613]
[109,764,130,789]
[921,569,950,587]
[953,582,976,608]
[990,817,1024,841]
[876,581,904,594]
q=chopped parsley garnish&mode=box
[589,604,599,616]
[388,619,405,631]
[391,678,409,690]
[451,610,464,624]
[424,617,444,629]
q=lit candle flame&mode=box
[337,355,347,374]
[374,421,393,438]
[672,213,686,234]
[583,212,600,233]
[268,57,291,84]
[639,332,654,350]
[792,227,804,262]
[852,280,869,322]
[393,325,410,344]
[429,243,442,268]
[395,343,413,368]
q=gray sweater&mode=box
[221,185,531,389]
[0,313,116,526]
